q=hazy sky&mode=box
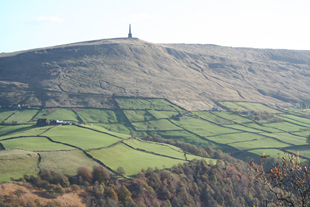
[1,0,310,53]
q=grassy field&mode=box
[44,125,121,150]
[123,110,155,122]
[0,108,16,123]
[35,108,80,122]
[2,100,310,180]
[5,108,40,123]
[76,109,118,123]
[194,111,235,125]
[124,138,185,159]
[0,150,39,182]
[1,137,74,151]
[132,119,181,131]
[39,150,100,175]
[89,143,188,177]
[219,102,280,113]
[116,98,183,111]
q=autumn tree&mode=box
[251,152,310,206]
[77,167,92,182]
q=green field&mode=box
[132,119,181,131]
[35,108,80,122]
[2,100,310,180]
[219,101,280,113]
[124,138,185,159]
[0,108,16,122]
[1,137,74,151]
[123,110,155,122]
[6,108,40,123]
[76,109,119,123]
[0,150,39,182]
[39,150,100,175]
[44,125,121,150]
[89,143,188,177]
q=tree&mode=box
[251,152,310,206]
[117,167,126,176]
[77,167,92,182]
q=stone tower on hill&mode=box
[128,24,132,38]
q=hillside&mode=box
[1,38,310,110]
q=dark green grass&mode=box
[229,137,290,150]
[124,139,185,159]
[171,118,239,137]
[132,119,181,131]
[39,150,100,175]
[243,123,283,133]
[194,111,234,125]
[76,109,118,123]
[234,148,285,162]
[277,114,310,126]
[260,133,306,145]
[263,122,310,132]
[148,110,179,119]
[0,108,16,122]
[1,137,74,151]
[206,132,264,144]
[291,130,310,137]
[44,125,121,150]
[81,125,131,139]
[219,102,280,113]
[212,112,254,124]
[116,98,183,111]
[89,143,188,177]
[5,109,40,123]
[0,125,35,138]
[35,108,80,122]
[227,124,264,133]
[154,130,237,153]
[123,110,155,122]
[0,149,39,182]
[285,146,310,159]
[0,125,53,140]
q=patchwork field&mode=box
[1,99,310,181]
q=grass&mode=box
[35,108,80,122]
[171,118,239,137]
[0,125,53,140]
[285,146,310,159]
[263,122,310,132]
[228,137,290,150]
[124,138,185,159]
[155,130,237,153]
[81,125,131,139]
[194,111,235,125]
[234,148,286,162]
[291,130,310,137]
[243,123,283,133]
[148,110,179,119]
[0,149,39,182]
[0,108,16,122]
[206,132,263,144]
[44,125,121,150]
[39,150,100,175]
[76,109,118,123]
[116,98,183,111]
[5,109,40,123]
[277,114,310,126]
[219,102,280,113]
[227,124,264,133]
[212,112,254,124]
[132,119,181,131]
[123,110,155,122]
[0,125,35,138]
[89,143,187,177]
[260,133,306,145]
[1,137,74,151]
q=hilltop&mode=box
[1,38,310,110]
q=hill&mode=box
[1,38,310,110]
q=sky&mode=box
[1,0,310,53]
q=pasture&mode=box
[1,99,310,181]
